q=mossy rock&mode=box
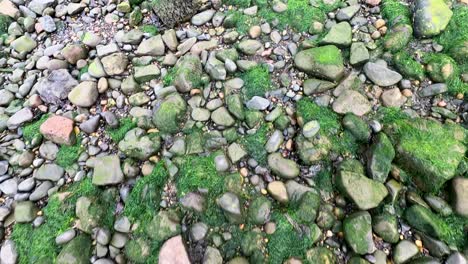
[366,133,395,183]
[305,247,336,263]
[342,113,370,143]
[118,127,161,160]
[294,45,345,81]
[343,211,375,255]
[56,235,92,264]
[295,191,321,224]
[248,196,272,225]
[145,210,181,242]
[404,205,448,239]
[413,0,452,37]
[124,237,151,263]
[152,93,187,134]
[171,55,203,93]
[424,53,458,83]
[393,51,425,81]
[383,24,413,52]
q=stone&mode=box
[7,108,33,130]
[227,143,247,163]
[0,179,17,196]
[343,211,375,255]
[237,40,263,55]
[68,81,99,107]
[248,196,271,225]
[136,35,165,56]
[56,235,91,264]
[419,83,447,97]
[366,133,395,182]
[306,247,336,263]
[34,69,79,105]
[332,90,371,116]
[267,181,289,203]
[372,212,399,243]
[82,32,102,47]
[364,62,402,87]
[28,0,56,14]
[40,115,76,145]
[320,22,352,46]
[152,93,187,134]
[56,229,76,245]
[294,45,345,81]
[393,240,419,264]
[265,130,283,153]
[14,201,37,223]
[158,235,190,264]
[451,177,468,217]
[217,192,242,223]
[0,240,17,264]
[134,65,161,83]
[91,155,124,186]
[404,205,447,239]
[118,128,160,160]
[162,29,178,51]
[190,222,208,241]
[35,163,64,181]
[303,79,336,95]
[246,96,270,110]
[205,55,226,81]
[0,90,14,106]
[303,120,320,138]
[203,246,223,264]
[268,153,300,179]
[350,42,369,65]
[10,36,37,53]
[61,44,88,64]
[172,55,203,93]
[0,0,19,18]
[413,0,452,37]
[383,24,413,52]
[38,15,56,32]
[191,9,215,26]
[381,88,407,107]
[211,107,235,127]
[101,53,128,75]
[79,116,100,134]
[342,114,370,142]
[336,5,360,21]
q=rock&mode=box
[29,181,53,201]
[10,36,37,53]
[383,24,413,52]
[366,133,395,182]
[404,205,447,239]
[38,15,56,32]
[91,155,124,185]
[35,163,64,181]
[40,115,76,145]
[417,232,450,258]
[342,114,370,142]
[336,5,360,21]
[268,153,300,179]
[115,29,143,44]
[162,29,178,51]
[303,78,336,95]
[173,55,203,93]
[364,62,402,87]
[446,252,468,264]
[191,9,215,26]
[303,120,320,138]
[393,240,419,264]
[56,235,91,264]
[451,177,468,217]
[237,39,263,55]
[68,81,99,107]
[419,83,447,97]
[0,179,17,196]
[343,211,375,255]
[158,235,190,264]
[248,196,271,225]
[114,216,131,233]
[190,39,218,55]
[101,53,128,75]
[267,181,289,203]
[265,130,284,153]
[332,90,371,116]
[246,96,270,110]
[61,44,88,64]
[79,116,100,134]
[217,192,242,223]
[350,42,369,65]
[205,55,226,81]
[34,69,79,105]
[0,0,19,18]
[294,45,345,81]
[152,93,187,134]
[82,32,102,47]
[14,201,37,223]
[306,247,336,263]
[227,143,247,163]
[136,35,165,56]
[134,64,161,83]
[214,154,229,172]
[336,163,388,210]
[28,0,56,14]
[118,128,160,160]
[56,229,76,245]
[372,212,399,243]
[381,88,407,107]
[203,246,223,264]
[0,90,14,106]
[0,240,17,264]
[211,107,235,127]
[413,0,452,37]
[190,222,208,241]
[320,22,352,46]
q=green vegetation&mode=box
[296,99,359,156]
[12,179,116,264]
[381,0,411,26]
[441,214,468,249]
[79,64,89,78]
[312,45,344,65]
[224,0,252,7]
[141,24,159,36]
[124,162,169,224]
[240,65,272,101]
[242,124,270,165]
[423,53,467,95]
[56,136,83,168]
[22,114,50,143]
[393,51,425,80]
[0,15,11,35]
[375,107,410,125]
[106,117,137,143]
[436,5,467,65]
[163,64,203,88]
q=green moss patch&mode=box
[381,0,411,27]
[436,5,468,64]
[56,136,83,168]
[393,51,425,80]
[22,114,50,143]
[0,15,11,35]
[240,65,272,101]
[423,53,467,95]
[242,124,270,165]
[106,117,137,143]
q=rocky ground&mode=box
[0,0,467,263]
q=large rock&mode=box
[366,133,395,182]
[40,115,75,145]
[268,153,300,179]
[451,177,468,217]
[152,93,187,134]
[34,69,79,105]
[173,55,203,93]
[158,235,190,264]
[91,155,124,185]
[56,235,91,264]
[118,128,161,160]
[336,162,388,210]
[61,44,88,64]
[34,163,64,181]
[101,52,128,75]
[136,35,165,56]
[413,0,452,37]
[10,36,37,53]
[320,22,352,46]
[68,81,99,107]
[343,211,375,255]
[404,205,447,239]
[363,62,402,87]
[332,90,371,116]
[0,0,20,18]
[294,45,345,81]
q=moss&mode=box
[12,179,112,264]
[436,5,468,64]
[22,114,50,143]
[381,0,411,27]
[315,168,334,194]
[79,64,89,78]
[124,162,169,224]
[56,136,83,168]
[224,0,251,7]
[375,107,410,125]
[224,10,261,34]
[312,45,344,65]
[141,24,158,36]
[240,64,272,101]
[393,51,425,81]
[267,212,315,264]
[106,117,137,143]
[242,124,270,165]
[0,15,11,35]
[423,53,467,95]
[441,214,468,249]
[163,64,203,88]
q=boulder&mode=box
[118,128,161,160]
[152,93,187,134]
[34,69,79,105]
[294,45,345,81]
[413,0,452,37]
[39,115,75,145]
[91,155,124,186]
[343,211,375,255]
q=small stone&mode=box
[40,115,76,145]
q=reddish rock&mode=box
[366,0,381,6]
[158,235,190,264]
[39,115,76,145]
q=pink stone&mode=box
[158,235,191,264]
[39,115,75,145]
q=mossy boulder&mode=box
[152,93,187,134]
[305,247,336,263]
[393,52,425,81]
[56,235,91,264]
[343,211,375,255]
[295,191,321,224]
[294,45,345,81]
[372,212,400,243]
[342,113,370,143]
[386,119,466,193]
[404,205,448,239]
[295,134,331,165]
[366,133,395,183]
[413,0,452,37]
[172,55,203,93]
[383,24,413,52]
[118,128,161,160]
[248,196,272,225]
[145,210,181,242]
[124,237,151,263]
[425,54,457,82]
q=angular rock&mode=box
[152,93,187,134]
[217,192,242,223]
[136,35,165,56]
[68,81,99,107]
[40,115,76,145]
[35,69,79,105]
[320,22,352,46]
[294,45,345,81]
[173,55,203,93]
[393,240,419,264]
[101,53,128,75]
[366,133,395,182]
[10,36,37,53]
[118,128,161,160]
[158,235,190,264]
[35,163,64,181]
[14,201,37,223]
[332,90,371,116]
[343,211,375,255]
[61,44,88,64]
[364,62,402,87]
[91,155,124,186]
